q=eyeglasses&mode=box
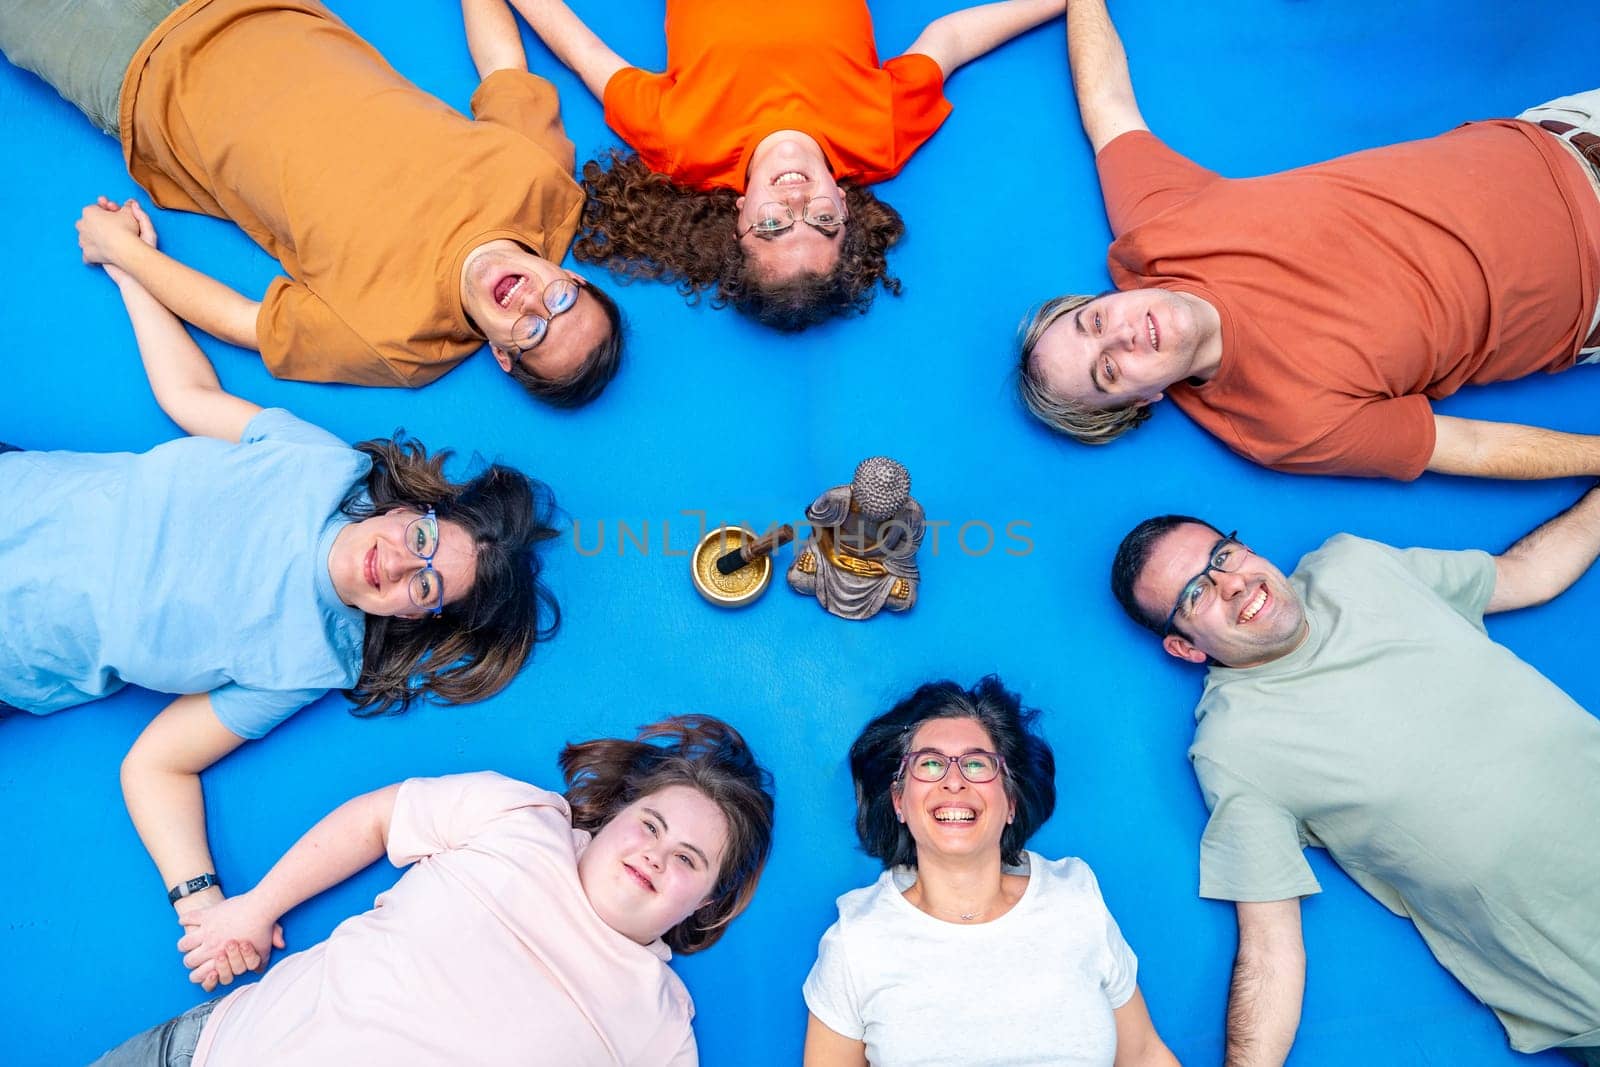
[737,195,845,238]
[1162,530,1244,636]
[507,278,580,353]
[405,507,445,616]
[896,749,1005,785]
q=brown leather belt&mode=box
[1541,120,1600,349]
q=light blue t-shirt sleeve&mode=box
[209,682,330,740]
[240,407,351,451]
[1192,755,1322,902]
[803,921,865,1041]
[1332,536,1494,626]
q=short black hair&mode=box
[848,676,1055,869]
[509,282,624,409]
[1110,514,1224,635]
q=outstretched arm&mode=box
[1428,414,1600,482]
[1225,899,1304,1067]
[89,201,260,442]
[462,0,529,76]
[498,0,627,101]
[76,199,260,352]
[1064,0,1149,153]
[178,782,399,987]
[1486,482,1600,613]
[901,0,1063,79]
[121,694,267,991]
[802,1013,869,1067]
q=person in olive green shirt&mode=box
[1109,494,1600,1065]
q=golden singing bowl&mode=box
[690,525,774,608]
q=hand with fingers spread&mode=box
[177,890,286,993]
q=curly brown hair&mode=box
[574,150,904,331]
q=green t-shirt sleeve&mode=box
[1361,539,1496,626]
[1193,755,1322,902]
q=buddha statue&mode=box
[788,456,923,620]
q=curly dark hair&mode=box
[341,437,560,715]
[573,149,904,331]
[849,676,1056,870]
[560,715,776,954]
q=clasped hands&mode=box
[175,889,286,993]
[76,195,158,284]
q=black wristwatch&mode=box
[168,872,221,904]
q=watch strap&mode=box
[167,872,221,904]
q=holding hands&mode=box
[177,890,286,992]
[77,196,158,286]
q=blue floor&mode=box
[2,1,1597,1063]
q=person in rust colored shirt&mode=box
[503,0,1065,331]
[3,0,622,408]
[1015,0,1600,482]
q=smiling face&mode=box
[1030,288,1222,411]
[893,717,1014,866]
[459,240,611,382]
[327,509,478,618]
[737,132,847,283]
[578,784,729,947]
[1134,523,1308,668]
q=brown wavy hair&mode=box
[341,436,560,715]
[574,150,904,331]
[561,714,775,954]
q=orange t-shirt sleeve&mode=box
[1096,130,1221,236]
[1269,394,1437,480]
[472,69,576,174]
[258,277,406,387]
[601,66,671,171]
[883,52,952,172]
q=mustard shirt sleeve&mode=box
[257,277,408,387]
[472,69,576,174]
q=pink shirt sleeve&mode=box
[387,772,571,867]
[1096,130,1221,236]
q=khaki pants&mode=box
[1519,88,1600,361]
[0,0,182,135]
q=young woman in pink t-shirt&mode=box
[88,716,775,1067]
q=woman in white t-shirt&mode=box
[88,715,775,1067]
[803,676,1179,1067]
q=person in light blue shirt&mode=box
[1,196,562,990]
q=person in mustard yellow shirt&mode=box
[3,0,622,408]
[507,0,1064,331]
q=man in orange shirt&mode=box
[1017,0,1600,481]
[3,0,622,408]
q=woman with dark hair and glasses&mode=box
[501,0,1063,331]
[0,199,560,984]
[803,676,1178,1066]
[90,716,775,1066]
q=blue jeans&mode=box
[0,0,182,135]
[88,999,218,1067]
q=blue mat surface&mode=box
[2,1,1597,1063]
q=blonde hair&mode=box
[1016,294,1152,445]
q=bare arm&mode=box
[461,0,528,76]
[1428,414,1600,481]
[802,1013,869,1067]
[503,0,628,101]
[178,783,400,984]
[77,200,260,350]
[1112,987,1180,1067]
[1065,0,1149,153]
[1225,899,1304,1067]
[902,0,1064,80]
[1486,482,1600,613]
[119,692,251,978]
